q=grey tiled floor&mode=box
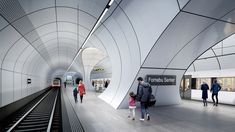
[64,86,235,132]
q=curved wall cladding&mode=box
[2,0,235,109]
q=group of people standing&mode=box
[201,80,221,106]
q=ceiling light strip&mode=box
[66,0,114,72]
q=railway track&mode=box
[3,88,62,132]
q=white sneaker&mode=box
[147,114,150,121]
[139,118,144,121]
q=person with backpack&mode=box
[136,77,152,121]
[210,80,221,106]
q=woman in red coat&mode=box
[78,80,86,103]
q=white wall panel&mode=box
[14,73,21,101]
[21,51,37,74]
[19,0,54,14]
[168,21,235,69]
[95,26,121,105]
[219,55,235,69]
[221,46,235,55]
[0,26,21,66]
[143,12,215,68]
[78,0,108,18]
[58,22,77,33]
[57,8,78,24]
[120,0,179,63]
[21,74,27,97]
[103,17,138,108]
[194,58,220,71]
[178,0,189,9]
[1,70,13,107]
[25,23,56,42]
[198,49,215,59]
[0,16,8,30]
[14,46,34,72]
[2,38,28,71]
[183,0,235,19]
[28,8,56,28]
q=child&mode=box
[128,91,136,120]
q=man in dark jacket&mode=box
[137,77,152,121]
[210,80,221,106]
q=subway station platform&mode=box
[62,86,235,132]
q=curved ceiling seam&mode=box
[117,3,181,109]
[211,48,221,70]
[36,34,95,52]
[179,0,192,11]
[1,67,39,78]
[67,0,123,71]
[1,29,86,74]
[181,10,235,25]
[182,33,235,79]
[28,55,46,77]
[24,21,91,42]
[99,23,123,104]
[55,0,60,69]
[32,31,86,47]
[176,0,180,11]
[10,20,106,53]
[137,11,181,74]
[0,13,54,70]
[13,45,31,73]
[4,6,98,27]
[163,7,235,74]
[0,6,101,68]
[1,20,108,59]
[111,15,134,67]
[21,49,38,75]
[0,36,23,69]
[117,5,141,66]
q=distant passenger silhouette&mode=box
[201,82,209,106]
[210,80,221,106]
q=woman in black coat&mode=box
[201,82,209,106]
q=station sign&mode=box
[93,67,104,72]
[146,75,176,85]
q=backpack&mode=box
[148,94,156,107]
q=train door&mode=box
[180,75,192,99]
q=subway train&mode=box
[51,79,61,88]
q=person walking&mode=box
[64,81,67,88]
[210,80,221,106]
[128,91,136,120]
[201,82,209,106]
[78,80,86,103]
[73,85,78,103]
[136,77,152,121]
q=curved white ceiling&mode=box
[1,0,235,109]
